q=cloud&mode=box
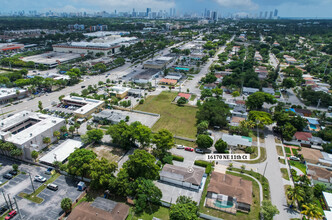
[214,0,259,10]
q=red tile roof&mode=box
[294,132,312,141]
[160,78,177,85]
[178,93,191,99]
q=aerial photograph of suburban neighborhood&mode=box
[0,0,331,219]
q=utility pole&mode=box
[317,98,321,109]
[27,172,35,193]
[1,190,9,208]
[13,197,23,220]
[7,194,13,210]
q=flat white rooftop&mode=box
[110,86,131,94]
[0,110,65,145]
[21,52,81,65]
[83,31,130,37]
[0,88,26,98]
[62,96,104,116]
[39,139,82,164]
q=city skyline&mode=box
[1,0,332,18]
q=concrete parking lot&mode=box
[14,175,83,220]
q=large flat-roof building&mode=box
[0,88,29,104]
[61,96,104,118]
[0,43,24,52]
[143,57,173,69]
[109,86,130,99]
[39,139,82,165]
[131,69,162,84]
[21,52,81,68]
[0,111,65,160]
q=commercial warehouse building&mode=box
[0,111,66,160]
[21,52,81,68]
[61,96,104,118]
[0,43,25,52]
[39,139,82,165]
[0,88,29,104]
[131,69,162,84]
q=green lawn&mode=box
[174,138,196,148]
[241,147,267,164]
[136,91,198,138]
[276,146,284,156]
[279,158,286,165]
[280,168,290,180]
[292,148,298,155]
[127,206,170,220]
[18,173,60,203]
[285,147,291,154]
[190,94,197,101]
[289,161,307,174]
[199,172,261,220]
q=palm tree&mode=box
[301,203,323,220]
[53,131,60,143]
[298,175,311,186]
[287,185,305,207]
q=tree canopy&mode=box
[196,134,213,149]
[67,149,97,179]
[170,196,199,220]
[196,98,230,127]
[246,92,276,110]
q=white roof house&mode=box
[323,192,332,220]
[222,134,252,147]
[39,139,82,165]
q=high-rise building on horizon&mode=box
[146,8,151,17]
[274,9,278,17]
[212,11,218,22]
[259,11,263,18]
[269,11,273,19]
[264,11,268,19]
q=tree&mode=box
[232,91,240,97]
[90,158,118,189]
[122,149,160,180]
[107,121,135,150]
[12,164,18,171]
[313,184,326,198]
[38,101,43,111]
[260,200,280,220]
[131,122,152,148]
[281,122,297,141]
[60,126,67,134]
[132,177,162,213]
[248,111,273,128]
[53,131,60,142]
[86,129,104,143]
[177,97,187,106]
[282,78,296,89]
[200,89,213,99]
[290,116,307,131]
[170,196,199,220]
[31,150,39,161]
[215,139,228,153]
[43,137,51,145]
[196,99,230,127]
[287,185,305,206]
[246,92,276,110]
[212,87,223,98]
[67,149,97,179]
[196,134,213,149]
[197,121,209,134]
[152,129,174,158]
[74,123,81,134]
[301,203,323,220]
[58,95,65,102]
[61,198,72,213]
[68,126,75,136]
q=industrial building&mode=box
[109,86,130,99]
[92,110,126,124]
[0,43,25,52]
[61,96,104,118]
[21,52,81,68]
[143,56,173,69]
[53,36,138,55]
[0,88,29,104]
[39,139,82,165]
[0,111,66,160]
[131,69,162,84]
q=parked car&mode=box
[47,183,58,191]
[289,156,300,161]
[176,144,184,149]
[3,173,13,180]
[45,167,54,175]
[195,148,204,154]
[81,85,86,88]
[5,210,17,220]
[185,147,194,152]
[34,175,47,182]
[8,170,17,176]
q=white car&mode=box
[176,144,185,149]
[34,175,47,182]
[289,156,300,161]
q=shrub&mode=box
[12,164,18,171]
[194,160,213,167]
[172,154,184,162]
[162,155,173,164]
[205,164,212,174]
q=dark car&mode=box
[3,173,13,179]
[195,148,204,154]
[9,170,18,176]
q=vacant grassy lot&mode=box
[174,138,196,148]
[280,168,290,180]
[87,144,125,162]
[127,206,170,220]
[276,145,284,156]
[136,91,197,138]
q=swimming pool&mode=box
[214,200,234,208]
[310,124,317,130]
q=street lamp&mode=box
[24,171,35,194]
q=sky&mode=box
[1,0,332,18]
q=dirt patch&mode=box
[87,145,125,162]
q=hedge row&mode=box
[172,154,184,162]
[194,160,213,167]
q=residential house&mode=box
[68,197,129,220]
[293,132,325,147]
[177,93,191,100]
[293,108,312,117]
[159,164,204,190]
[304,117,320,132]
[222,134,252,149]
[262,88,275,95]
[230,104,248,119]
[284,55,297,64]
[230,116,246,127]
[203,83,217,90]
[307,164,332,190]
[254,51,263,61]
[205,172,253,213]
[242,87,259,95]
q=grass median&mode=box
[18,173,60,204]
